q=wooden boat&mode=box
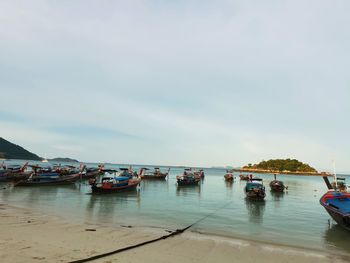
[240,174,250,181]
[14,172,81,186]
[245,178,266,200]
[140,167,169,180]
[321,176,350,231]
[224,172,234,182]
[89,170,141,194]
[269,174,286,192]
[82,164,105,179]
[194,169,205,179]
[177,169,200,186]
[0,162,31,182]
[331,177,347,192]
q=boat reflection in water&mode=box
[324,224,350,258]
[176,184,201,197]
[225,181,233,189]
[245,199,266,224]
[270,191,286,201]
[86,191,141,224]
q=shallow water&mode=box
[1,161,350,256]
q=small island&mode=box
[232,159,331,176]
[48,157,79,163]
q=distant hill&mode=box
[49,157,79,163]
[0,137,41,161]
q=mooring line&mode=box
[69,201,233,263]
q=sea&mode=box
[1,160,350,257]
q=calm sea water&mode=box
[1,161,350,256]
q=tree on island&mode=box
[243,159,317,173]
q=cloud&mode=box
[0,1,349,171]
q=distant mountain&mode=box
[0,137,41,160]
[49,157,79,163]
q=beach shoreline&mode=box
[0,202,348,263]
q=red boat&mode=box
[89,172,141,194]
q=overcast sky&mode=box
[0,1,349,172]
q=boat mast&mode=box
[333,160,338,189]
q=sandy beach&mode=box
[0,203,348,263]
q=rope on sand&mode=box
[69,201,233,263]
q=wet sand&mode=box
[0,203,348,263]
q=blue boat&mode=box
[245,178,266,200]
[15,171,81,186]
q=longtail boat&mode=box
[14,164,84,186]
[240,174,250,181]
[224,171,235,182]
[176,169,200,186]
[245,178,266,200]
[89,169,141,194]
[140,167,169,180]
[269,174,286,192]
[320,176,350,231]
[0,162,31,182]
[14,172,81,186]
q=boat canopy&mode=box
[246,182,264,191]
[116,176,129,181]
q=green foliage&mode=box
[243,158,317,173]
[0,137,41,160]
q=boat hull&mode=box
[177,179,200,186]
[245,190,266,200]
[15,174,81,186]
[269,181,285,192]
[91,180,140,194]
[320,191,350,231]
[140,174,167,180]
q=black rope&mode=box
[69,201,233,263]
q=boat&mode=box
[81,164,105,179]
[331,177,347,192]
[224,171,235,182]
[320,176,350,231]
[14,172,81,186]
[194,169,205,179]
[269,174,286,192]
[140,167,170,180]
[244,178,266,200]
[89,169,141,194]
[0,162,31,182]
[240,174,250,181]
[176,169,200,186]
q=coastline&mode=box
[231,168,332,176]
[0,203,348,263]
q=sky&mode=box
[0,1,349,172]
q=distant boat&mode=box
[224,171,235,182]
[176,169,200,186]
[240,174,250,181]
[89,169,141,194]
[42,158,49,163]
[244,178,266,200]
[140,167,169,180]
[321,176,350,231]
[269,174,286,192]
